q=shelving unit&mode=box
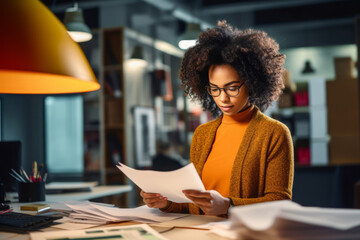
[81,28,128,206]
[81,30,102,181]
[273,77,329,166]
[99,27,128,207]
[81,27,186,207]
[101,28,126,186]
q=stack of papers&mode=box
[55,201,187,226]
[209,200,360,240]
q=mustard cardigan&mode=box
[163,106,294,214]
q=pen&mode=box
[32,161,38,181]
[37,164,43,179]
[9,172,24,183]
[20,168,31,182]
[10,169,25,182]
[43,173,48,183]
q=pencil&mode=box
[10,169,25,182]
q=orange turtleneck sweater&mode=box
[161,106,294,215]
[202,106,254,197]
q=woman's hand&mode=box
[183,190,231,216]
[140,190,169,209]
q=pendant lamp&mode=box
[129,45,147,67]
[64,3,93,43]
[301,60,316,74]
[0,0,100,94]
[178,23,201,50]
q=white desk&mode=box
[6,185,132,203]
[46,185,132,202]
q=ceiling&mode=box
[43,0,360,49]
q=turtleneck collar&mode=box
[221,105,254,124]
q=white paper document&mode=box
[117,163,205,203]
[62,202,187,225]
[230,200,360,231]
[210,200,360,240]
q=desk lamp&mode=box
[0,0,100,94]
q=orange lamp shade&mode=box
[0,0,100,94]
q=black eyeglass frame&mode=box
[206,82,245,97]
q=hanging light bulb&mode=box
[64,2,93,43]
[178,23,201,50]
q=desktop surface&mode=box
[6,184,132,203]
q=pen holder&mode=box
[18,182,46,202]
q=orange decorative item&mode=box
[0,0,100,94]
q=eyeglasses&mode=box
[206,82,245,97]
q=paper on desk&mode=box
[230,200,360,230]
[50,200,114,212]
[117,163,205,203]
[65,202,187,224]
[90,204,188,223]
[52,219,100,230]
[207,201,360,240]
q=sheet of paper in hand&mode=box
[117,163,205,203]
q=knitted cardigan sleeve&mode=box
[229,120,294,206]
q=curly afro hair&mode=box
[179,20,285,116]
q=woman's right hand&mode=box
[140,190,169,209]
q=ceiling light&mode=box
[126,45,147,68]
[178,23,201,50]
[0,0,100,94]
[302,60,316,74]
[64,2,93,43]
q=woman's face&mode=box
[208,64,250,116]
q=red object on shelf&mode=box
[294,91,309,106]
[297,147,310,165]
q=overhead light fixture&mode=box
[64,2,93,43]
[126,45,147,68]
[178,23,201,50]
[301,60,316,74]
[0,0,100,94]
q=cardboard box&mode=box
[329,135,360,165]
[334,57,354,79]
[326,77,360,136]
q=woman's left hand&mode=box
[182,190,231,216]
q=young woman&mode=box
[140,21,294,216]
